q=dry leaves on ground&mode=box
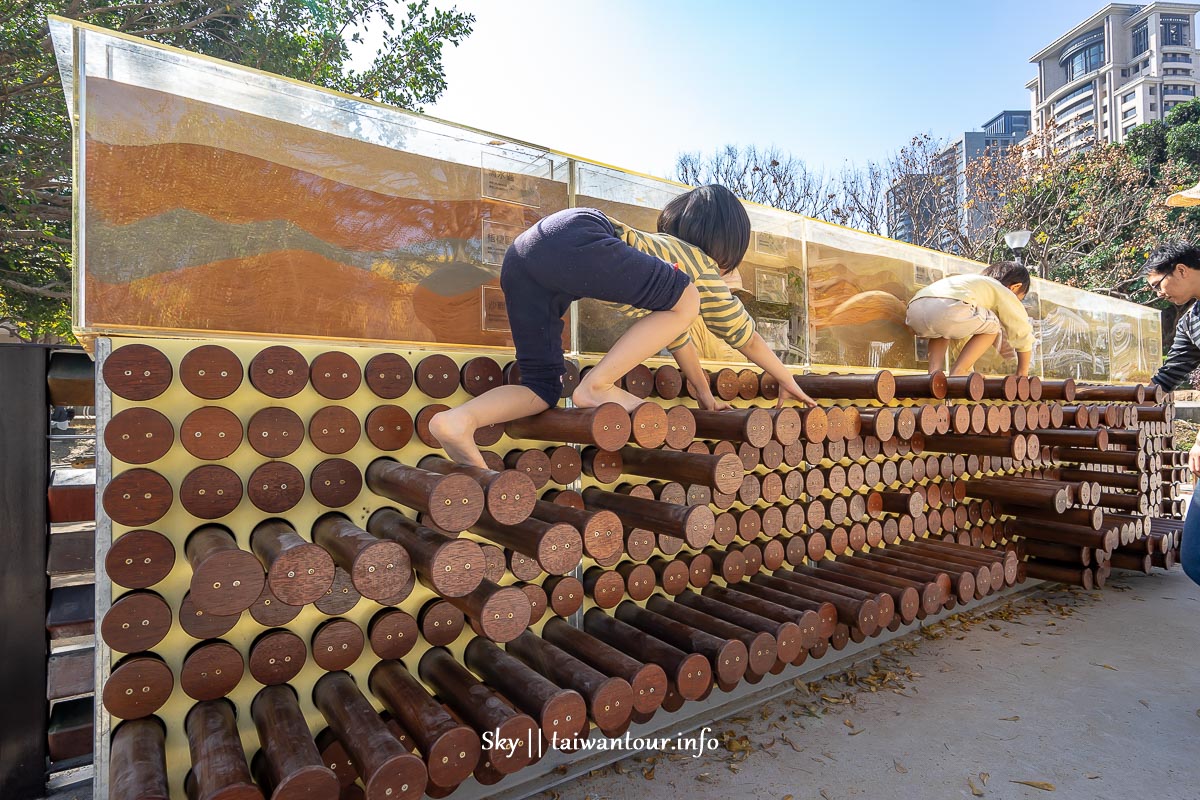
[1011,780,1056,791]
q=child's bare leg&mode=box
[429,385,550,468]
[926,338,950,374]
[574,285,700,413]
[949,333,998,376]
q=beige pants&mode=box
[906,296,1002,340]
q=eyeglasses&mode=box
[1148,271,1171,294]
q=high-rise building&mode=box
[1027,2,1200,153]
[888,111,1030,249]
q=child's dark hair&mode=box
[982,261,1031,294]
[657,184,751,274]
[1143,240,1200,275]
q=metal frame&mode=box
[91,338,112,800]
[0,345,51,798]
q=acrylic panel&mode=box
[68,24,570,350]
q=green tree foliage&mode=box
[1,0,473,342]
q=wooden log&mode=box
[504,630,635,733]
[367,660,480,788]
[442,579,530,643]
[313,672,426,800]
[309,514,409,602]
[617,446,744,494]
[943,373,985,401]
[1023,559,1095,589]
[505,404,631,450]
[582,487,714,549]
[184,700,263,800]
[465,638,588,746]
[962,478,1069,513]
[922,433,1028,460]
[111,718,170,800]
[1074,383,1145,403]
[689,408,773,447]
[614,604,744,686]
[186,527,265,615]
[366,460,484,532]
[1003,520,1118,552]
[794,371,896,403]
[417,456,536,526]
[467,508,582,576]
[750,574,880,635]
[417,649,538,775]
[541,617,668,715]
[1048,447,1145,470]
[647,595,777,676]
[816,559,943,616]
[582,608,712,700]
[367,509,483,598]
[250,686,339,799]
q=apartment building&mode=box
[888,111,1030,249]
[1027,3,1200,153]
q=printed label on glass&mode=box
[754,231,788,258]
[481,285,511,332]
[913,264,944,287]
[758,318,790,352]
[481,148,551,207]
[482,221,523,265]
[755,268,790,304]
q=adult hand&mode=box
[776,375,818,408]
[1190,441,1200,476]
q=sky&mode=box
[357,0,1109,179]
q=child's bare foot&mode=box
[572,380,644,414]
[428,410,488,469]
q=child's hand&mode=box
[698,392,732,412]
[777,376,818,408]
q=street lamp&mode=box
[1003,230,1034,269]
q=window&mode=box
[1150,86,1156,94]
[1122,68,1129,77]
[1164,53,1193,63]
[1133,21,1149,56]
[1162,15,1190,47]
[1134,63,1141,73]
[1122,90,1136,103]
[1123,107,1137,119]
[1151,103,1157,111]
[1060,29,1105,82]
[1124,125,1136,137]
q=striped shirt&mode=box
[606,216,756,352]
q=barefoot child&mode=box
[430,184,817,467]
[905,261,1034,376]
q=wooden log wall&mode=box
[93,339,1182,799]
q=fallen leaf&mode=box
[980,772,989,785]
[1089,663,1118,671]
[1085,774,1101,780]
[1011,780,1056,791]
[820,791,832,800]
[843,719,855,729]
[893,759,908,774]
[1139,699,1150,709]
[967,776,984,796]
[783,796,794,800]
[848,729,865,736]
[696,773,716,784]
[642,766,655,780]
[999,716,1021,721]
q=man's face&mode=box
[1147,264,1189,305]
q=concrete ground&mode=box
[545,568,1200,800]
